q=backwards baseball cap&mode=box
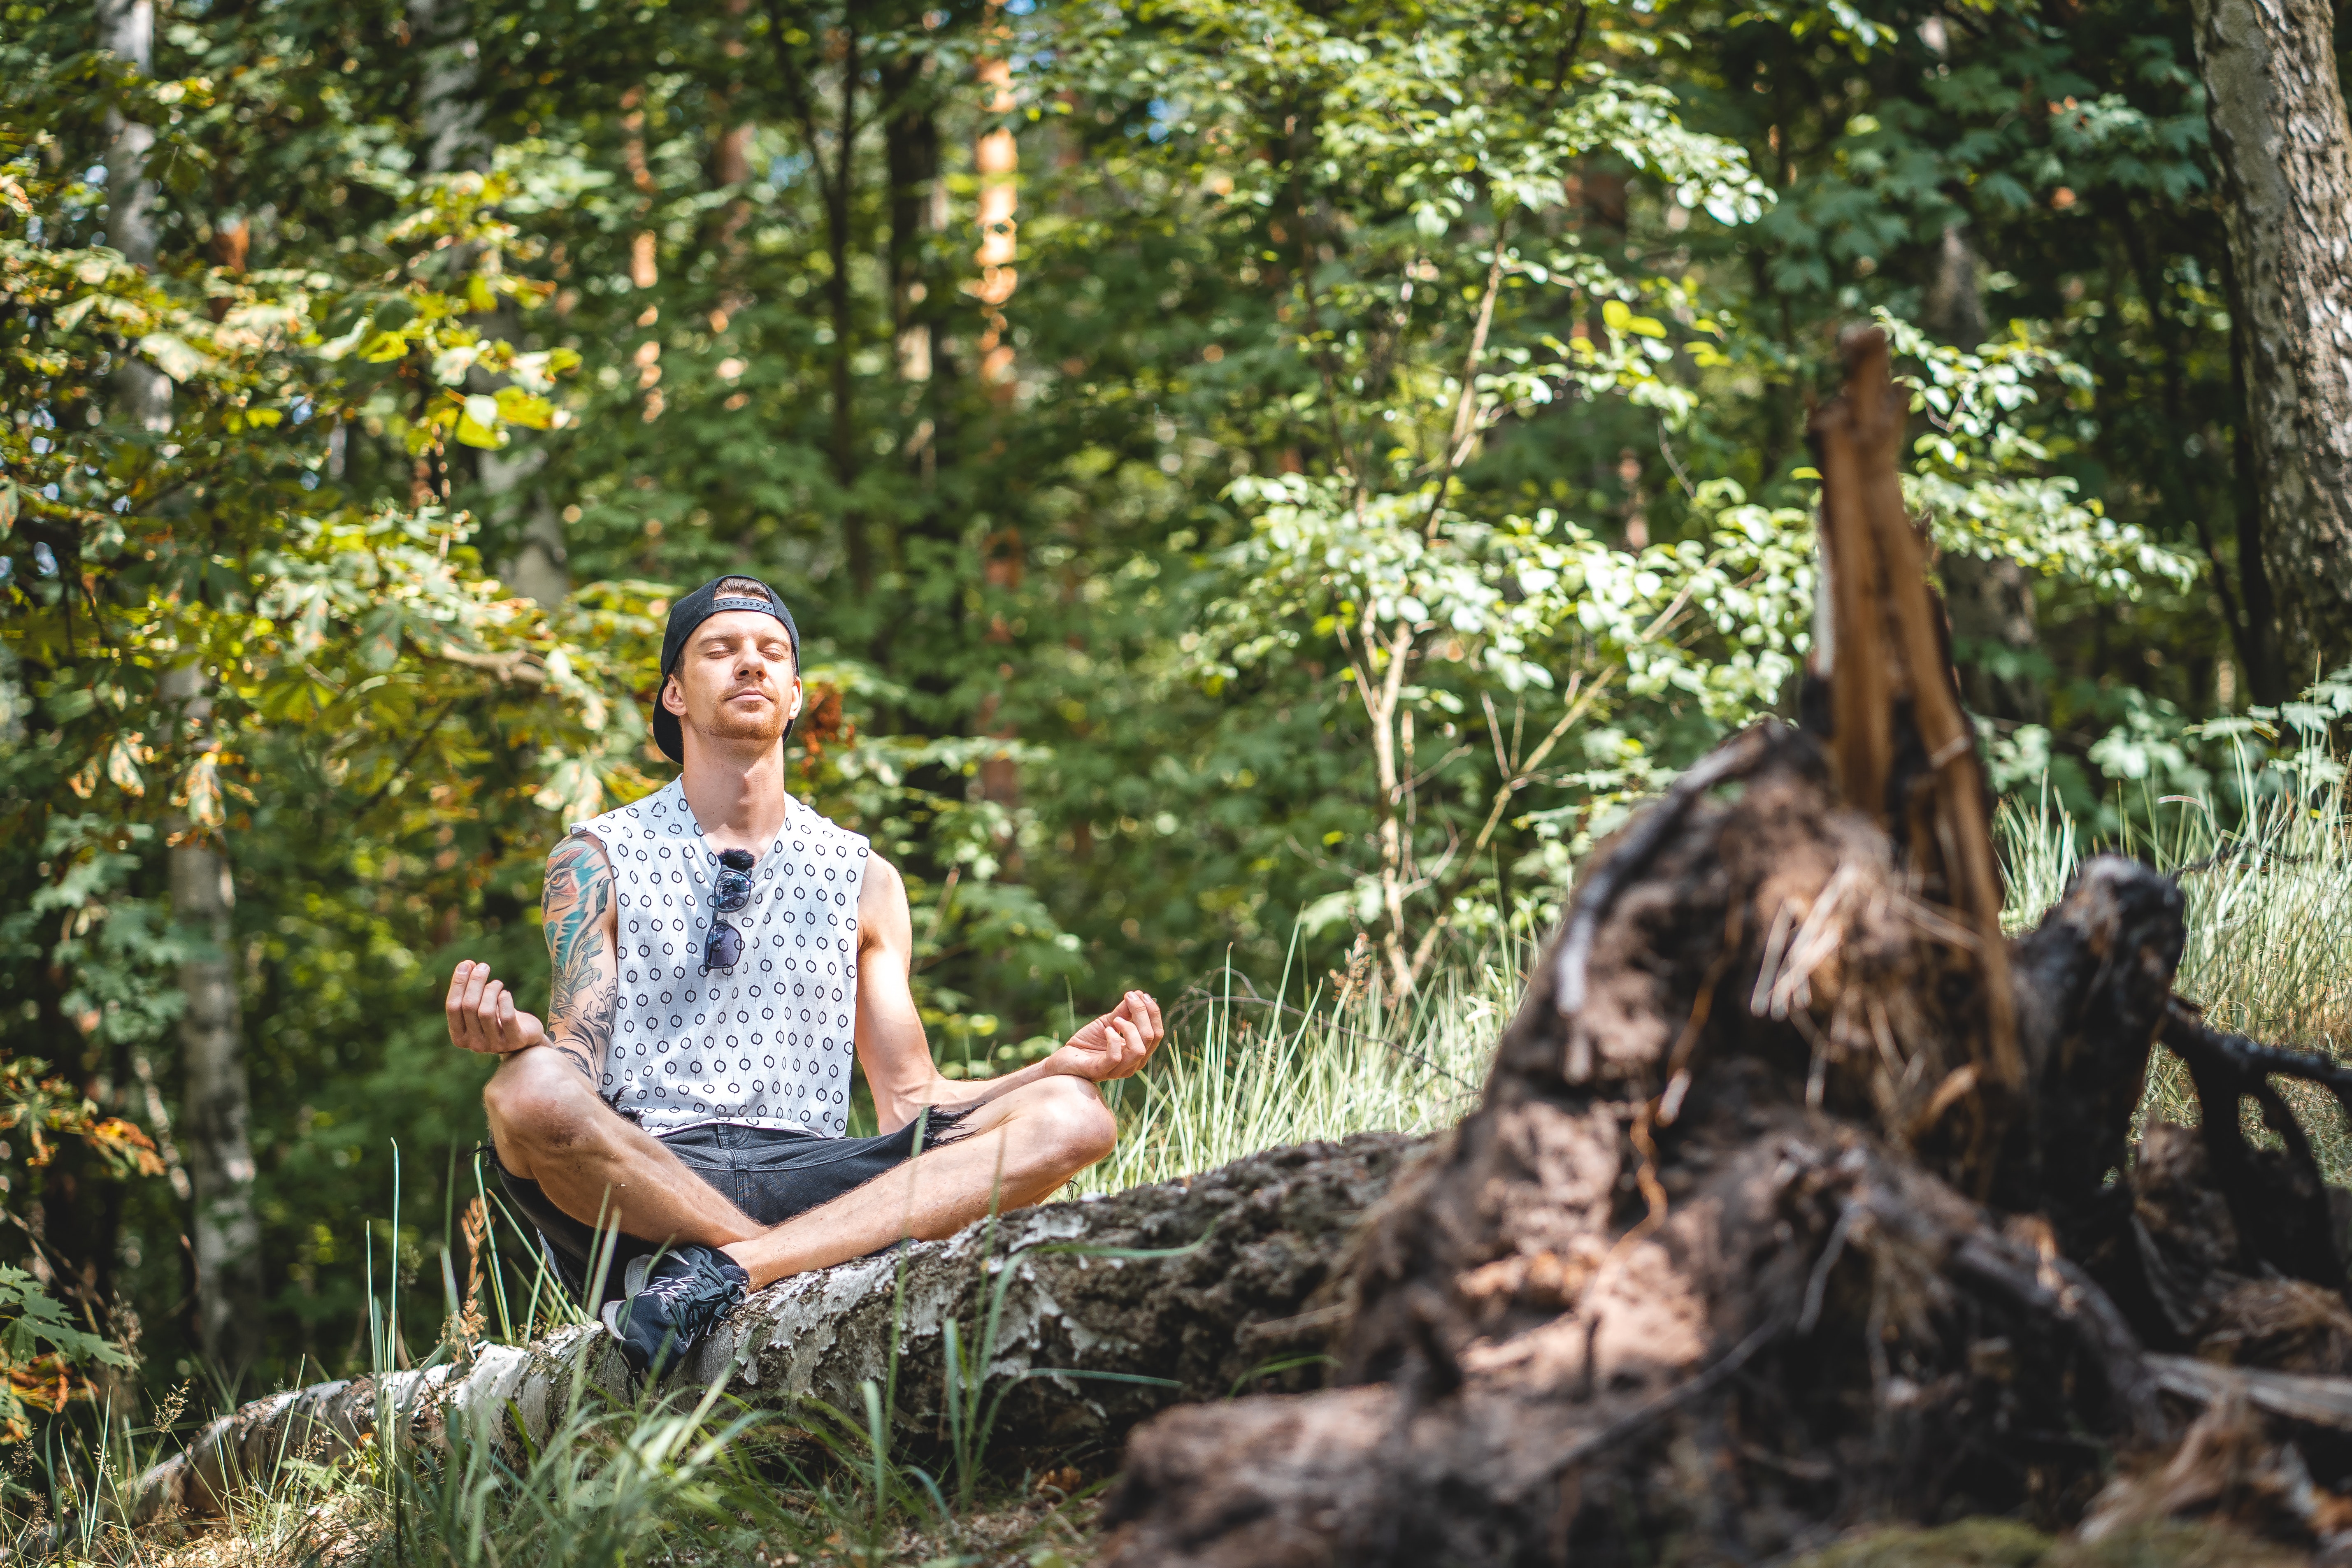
[653,574,802,764]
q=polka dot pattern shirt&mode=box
[571,779,867,1137]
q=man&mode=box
[445,574,1164,1373]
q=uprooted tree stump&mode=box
[1100,332,2352,1566]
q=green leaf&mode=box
[0,1266,131,1368]
[456,393,506,448]
[43,688,98,721]
[138,331,211,382]
[493,386,555,429]
[1601,300,1666,338]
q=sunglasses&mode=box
[700,848,757,974]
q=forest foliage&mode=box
[0,0,2324,1401]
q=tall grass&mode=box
[1999,743,2352,1173]
[52,1228,1100,1568]
[1071,945,1518,1197]
[2000,753,2352,1048]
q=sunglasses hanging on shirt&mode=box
[701,848,756,974]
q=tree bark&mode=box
[1099,734,2196,1564]
[2190,0,2352,678]
[409,0,487,178]
[128,1134,1419,1524]
[824,39,866,585]
[163,666,264,1377]
[99,0,170,433]
[2229,277,2292,703]
[885,54,940,399]
[1923,223,2045,724]
[972,26,1019,400]
[408,0,570,604]
[1941,555,2043,722]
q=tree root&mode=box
[1100,329,2352,1566]
[1101,724,2352,1566]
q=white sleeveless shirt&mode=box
[569,778,868,1137]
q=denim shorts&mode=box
[492,1111,967,1308]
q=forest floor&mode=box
[134,1484,1109,1568]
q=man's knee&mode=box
[1030,1076,1117,1171]
[483,1049,604,1161]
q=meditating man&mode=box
[444,574,1164,1373]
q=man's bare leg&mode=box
[719,1075,1116,1289]
[484,1045,760,1249]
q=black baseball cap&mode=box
[653,574,802,763]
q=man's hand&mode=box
[446,959,549,1055]
[1046,991,1165,1083]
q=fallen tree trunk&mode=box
[129,1131,1418,1525]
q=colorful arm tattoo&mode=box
[541,833,618,1081]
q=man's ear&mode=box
[661,674,687,717]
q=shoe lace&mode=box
[646,1255,735,1324]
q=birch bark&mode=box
[2190,0,2352,676]
[100,0,266,1371]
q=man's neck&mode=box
[677,740,791,856]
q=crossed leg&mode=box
[483,1046,1116,1291]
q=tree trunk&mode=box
[885,56,939,397]
[2190,0,2352,679]
[969,14,1026,835]
[973,33,1019,400]
[887,48,960,528]
[100,0,169,433]
[410,0,487,178]
[163,666,264,1376]
[1923,223,2045,724]
[2229,278,2292,704]
[485,454,569,607]
[102,0,264,1374]
[128,1134,1419,1524]
[409,0,570,605]
[823,42,867,587]
[1942,552,2043,722]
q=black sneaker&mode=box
[599,1244,750,1377]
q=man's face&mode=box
[664,610,801,752]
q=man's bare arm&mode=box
[446,833,618,1074]
[539,834,619,1080]
[853,853,1163,1134]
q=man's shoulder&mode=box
[546,831,611,875]
[857,844,902,892]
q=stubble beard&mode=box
[694,679,790,750]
